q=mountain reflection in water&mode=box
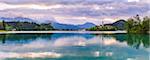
[0,33,149,60]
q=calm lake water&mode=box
[0,33,149,60]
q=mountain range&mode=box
[52,22,96,30]
[0,17,126,30]
[0,17,96,30]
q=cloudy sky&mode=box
[0,0,149,25]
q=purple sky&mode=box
[0,0,149,25]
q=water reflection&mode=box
[0,33,149,60]
[113,34,150,49]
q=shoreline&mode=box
[0,31,127,34]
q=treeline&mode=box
[0,15,149,33]
[126,15,150,34]
[87,15,150,34]
[86,25,117,31]
[0,21,54,31]
[86,20,126,31]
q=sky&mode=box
[0,0,149,25]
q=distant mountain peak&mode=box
[52,22,95,30]
[105,19,126,30]
[114,19,126,22]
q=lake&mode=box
[0,33,149,60]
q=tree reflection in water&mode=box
[0,33,53,44]
[114,34,149,49]
[0,33,149,49]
